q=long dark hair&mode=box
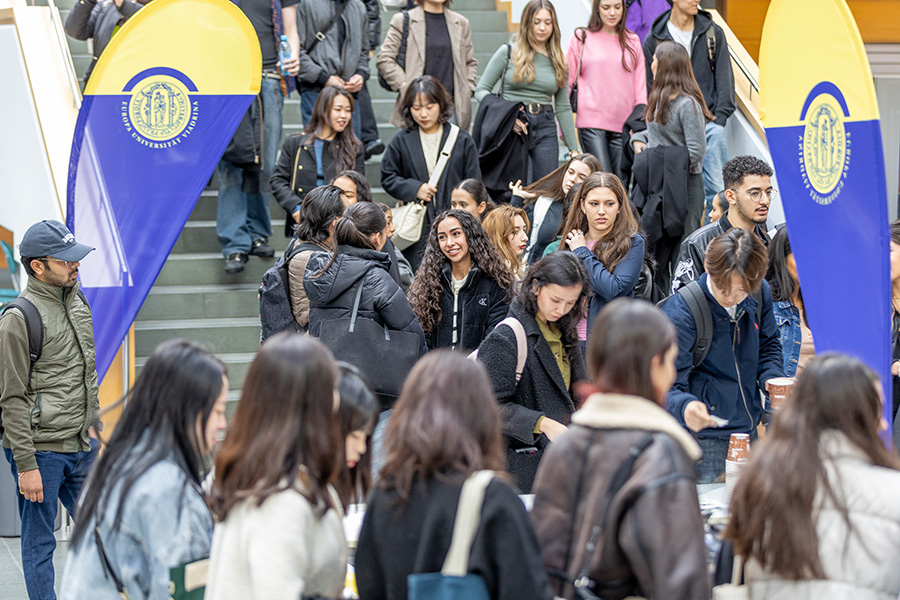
[379,351,507,502]
[315,201,387,276]
[726,353,900,579]
[334,362,377,510]
[587,298,676,405]
[644,41,714,125]
[209,334,341,520]
[408,210,514,334]
[586,0,639,72]
[303,85,362,172]
[524,153,602,204]
[560,172,639,273]
[71,340,226,547]
[766,225,805,309]
[517,252,590,355]
[297,185,346,245]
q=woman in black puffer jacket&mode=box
[304,202,426,355]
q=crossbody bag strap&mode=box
[306,0,347,55]
[441,470,495,577]
[427,124,460,188]
[574,28,586,81]
[95,526,129,600]
[498,42,511,98]
[572,432,656,597]
[348,281,365,333]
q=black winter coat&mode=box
[473,94,528,204]
[477,300,588,493]
[356,475,554,600]
[303,245,426,352]
[632,145,690,245]
[271,133,365,236]
[427,265,510,352]
[380,124,481,269]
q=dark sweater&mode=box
[356,476,554,600]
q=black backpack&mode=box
[258,239,324,342]
[378,10,409,92]
[658,280,761,368]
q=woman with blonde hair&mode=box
[475,0,578,183]
[484,204,530,280]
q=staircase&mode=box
[48,0,512,411]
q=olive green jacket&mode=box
[0,277,99,473]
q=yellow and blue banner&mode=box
[67,0,261,379]
[760,0,891,431]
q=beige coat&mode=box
[376,7,477,130]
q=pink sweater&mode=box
[566,29,647,132]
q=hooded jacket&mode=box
[427,264,509,352]
[476,300,588,493]
[643,8,735,126]
[661,273,784,439]
[303,245,425,350]
[531,393,709,600]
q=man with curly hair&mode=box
[670,154,774,293]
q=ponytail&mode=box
[316,202,387,276]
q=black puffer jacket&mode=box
[476,300,588,493]
[427,265,510,352]
[303,245,426,351]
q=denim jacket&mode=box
[61,457,213,600]
[772,300,802,378]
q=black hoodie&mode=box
[642,8,735,126]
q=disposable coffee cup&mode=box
[766,377,796,410]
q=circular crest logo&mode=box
[128,76,190,141]
[800,89,850,205]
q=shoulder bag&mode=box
[378,10,409,91]
[712,555,748,600]
[314,281,421,399]
[570,28,586,114]
[392,123,461,250]
[407,470,496,600]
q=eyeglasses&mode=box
[730,188,778,203]
[40,257,75,268]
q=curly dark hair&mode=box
[408,210,515,335]
[517,252,589,355]
[722,155,774,190]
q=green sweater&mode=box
[475,45,578,152]
[0,277,99,472]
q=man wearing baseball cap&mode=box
[0,220,99,600]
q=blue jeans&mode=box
[301,89,362,139]
[527,108,561,184]
[216,78,282,256]
[578,128,623,179]
[701,122,728,222]
[5,440,98,600]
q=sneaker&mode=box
[249,238,275,258]
[224,253,248,274]
[364,138,386,160]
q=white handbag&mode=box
[392,124,460,250]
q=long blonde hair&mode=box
[513,0,568,89]
[483,205,530,279]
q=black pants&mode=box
[357,83,379,144]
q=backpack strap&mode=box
[497,316,527,383]
[1,298,43,386]
[678,281,713,369]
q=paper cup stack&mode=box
[724,433,751,506]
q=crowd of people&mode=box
[0,0,884,599]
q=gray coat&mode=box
[297,0,370,88]
[376,7,477,130]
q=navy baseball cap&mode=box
[19,220,94,262]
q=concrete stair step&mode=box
[133,317,260,357]
[136,283,259,321]
[154,253,275,286]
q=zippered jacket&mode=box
[661,273,783,439]
[0,277,99,473]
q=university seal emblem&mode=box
[799,85,850,205]
[122,69,199,148]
